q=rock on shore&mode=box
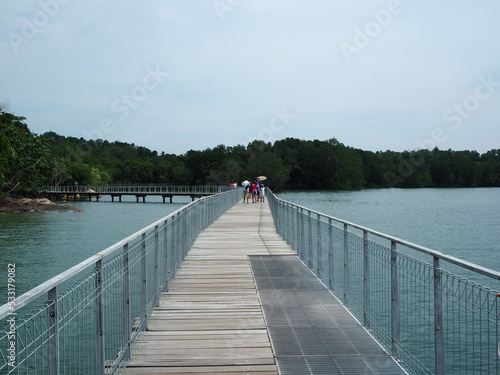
[0,197,84,213]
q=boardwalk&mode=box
[125,201,292,374]
[124,200,405,375]
[43,185,227,202]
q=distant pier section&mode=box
[42,184,231,203]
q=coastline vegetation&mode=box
[1,108,499,196]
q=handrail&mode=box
[270,195,500,281]
[267,190,500,375]
[0,188,243,374]
[0,198,193,321]
[41,185,231,194]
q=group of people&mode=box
[241,179,266,204]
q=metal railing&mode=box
[42,185,231,195]
[0,188,242,375]
[268,191,500,375]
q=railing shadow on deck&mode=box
[267,191,500,375]
[0,188,242,375]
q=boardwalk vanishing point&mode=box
[124,200,406,375]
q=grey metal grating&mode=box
[277,357,408,375]
[250,255,407,375]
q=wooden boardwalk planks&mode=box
[124,200,294,374]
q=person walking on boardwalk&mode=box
[259,183,266,202]
[241,179,250,203]
[251,181,258,203]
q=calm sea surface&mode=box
[0,188,499,298]
[1,188,497,373]
[276,188,500,272]
[0,195,192,296]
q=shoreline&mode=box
[0,197,84,213]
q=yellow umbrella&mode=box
[257,176,267,181]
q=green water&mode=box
[0,195,192,296]
[276,188,500,374]
[277,188,500,271]
[1,188,499,302]
[0,188,498,374]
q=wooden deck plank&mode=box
[125,201,294,374]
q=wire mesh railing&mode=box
[268,191,500,375]
[0,188,242,375]
[41,185,231,195]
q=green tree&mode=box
[479,149,500,186]
[245,152,289,189]
[207,158,242,186]
[171,161,193,185]
[0,111,49,195]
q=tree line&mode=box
[1,109,499,196]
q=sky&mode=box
[1,0,500,155]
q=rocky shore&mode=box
[0,197,84,213]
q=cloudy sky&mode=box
[1,1,500,155]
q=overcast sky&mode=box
[1,1,499,155]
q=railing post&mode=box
[391,240,400,360]
[154,225,160,307]
[277,200,281,235]
[283,202,287,239]
[434,256,446,375]
[284,203,288,242]
[211,197,215,223]
[179,211,184,260]
[177,212,182,261]
[363,231,371,329]
[122,243,131,361]
[183,212,188,259]
[308,211,312,269]
[163,219,169,291]
[171,214,176,278]
[300,207,305,260]
[287,204,292,245]
[276,200,281,235]
[343,223,350,307]
[95,259,104,375]
[283,203,288,243]
[182,212,187,258]
[47,287,60,375]
[140,233,147,328]
[287,203,291,246]
[294,205,299,251]
[316,213,322,278]
[328,217,334,292]
[188,208,192,251]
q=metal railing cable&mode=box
[267,191,500,375]
[0,188,242,375]
[41,185,231,194]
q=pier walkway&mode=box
[1,189,497,374]
[124,201,405,374]
[43,185,229,202]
